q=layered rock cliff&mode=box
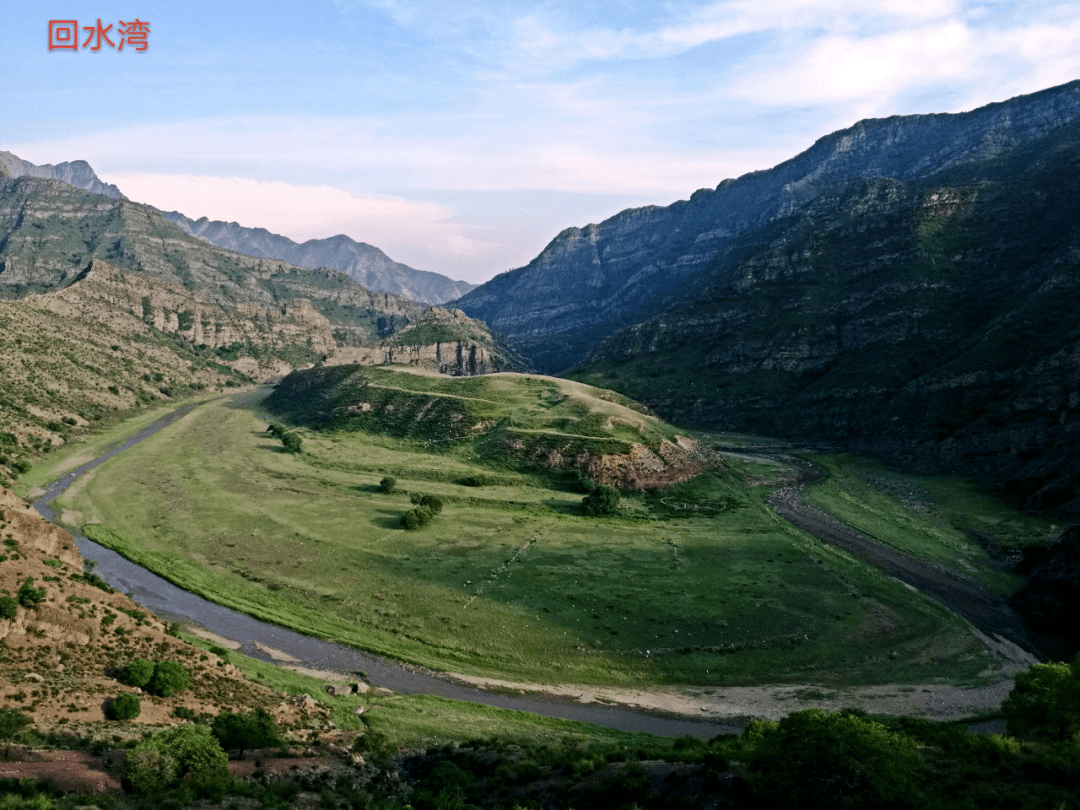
[0,176,423,348]
[0,151,126,200]
[323,306,526,376]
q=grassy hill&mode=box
[266,364,710,489]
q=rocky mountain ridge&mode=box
[0,151,126,200]
[453,80,1080,374]
[161,210,477,304]
[0,175,424,347]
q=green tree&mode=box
[0,596,16,620]
[0,707,31,758]
[379,476,397,494]
[211,708,283,760]
[582,484,620,516]
[120,658,155,688]
[125,724,228,794]
[280,432,302,454]
[104,693,141,721]
[266,423,286,438]
[747,708,926,809]
[1002,660,1080,741]
[146,661,190,697]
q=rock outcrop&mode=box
[323,306,524,376]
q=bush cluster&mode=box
[125,724,229,795]
[267,422,302,454]
[119,658,190,697]
[401,494,444,530]
[211,708,283,759]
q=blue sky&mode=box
[3,1,1079,284]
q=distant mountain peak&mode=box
[160,210,477,304]
[0,150,126,200]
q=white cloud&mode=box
[730,22,975,107]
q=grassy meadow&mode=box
[801,454,1058,596]
[47,369,1013,689]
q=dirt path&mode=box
[762,455,1044,658]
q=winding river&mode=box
[33,398,737,740]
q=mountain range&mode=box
[453,80,1080,516]
[0,151,474,304]
[159,210,476,304]
[0,172,513,485]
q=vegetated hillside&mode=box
[323,306,530,376]
[162,211,477,304]
[454,80,1080,374]
[571,114,1080,518]
[0,175,424,348]
[0,487,309,731]
[266,365,717,489]
[0,259,300,487]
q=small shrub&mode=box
[582,484,620,516]
[120,658,155,688]
[378,476,397,494]
[418,494,444,514]
[0,596,16,620]
[17,579,45,608]
[104,694,141,721]
[146,661,190,697]
[458,475,490,487]
[280,433,302,454]
[401,506,434,530]
[568,470,596,493]
[0,707,31,757]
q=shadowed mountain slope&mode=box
[452,80,1080,517]
[454,80,1080,375]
